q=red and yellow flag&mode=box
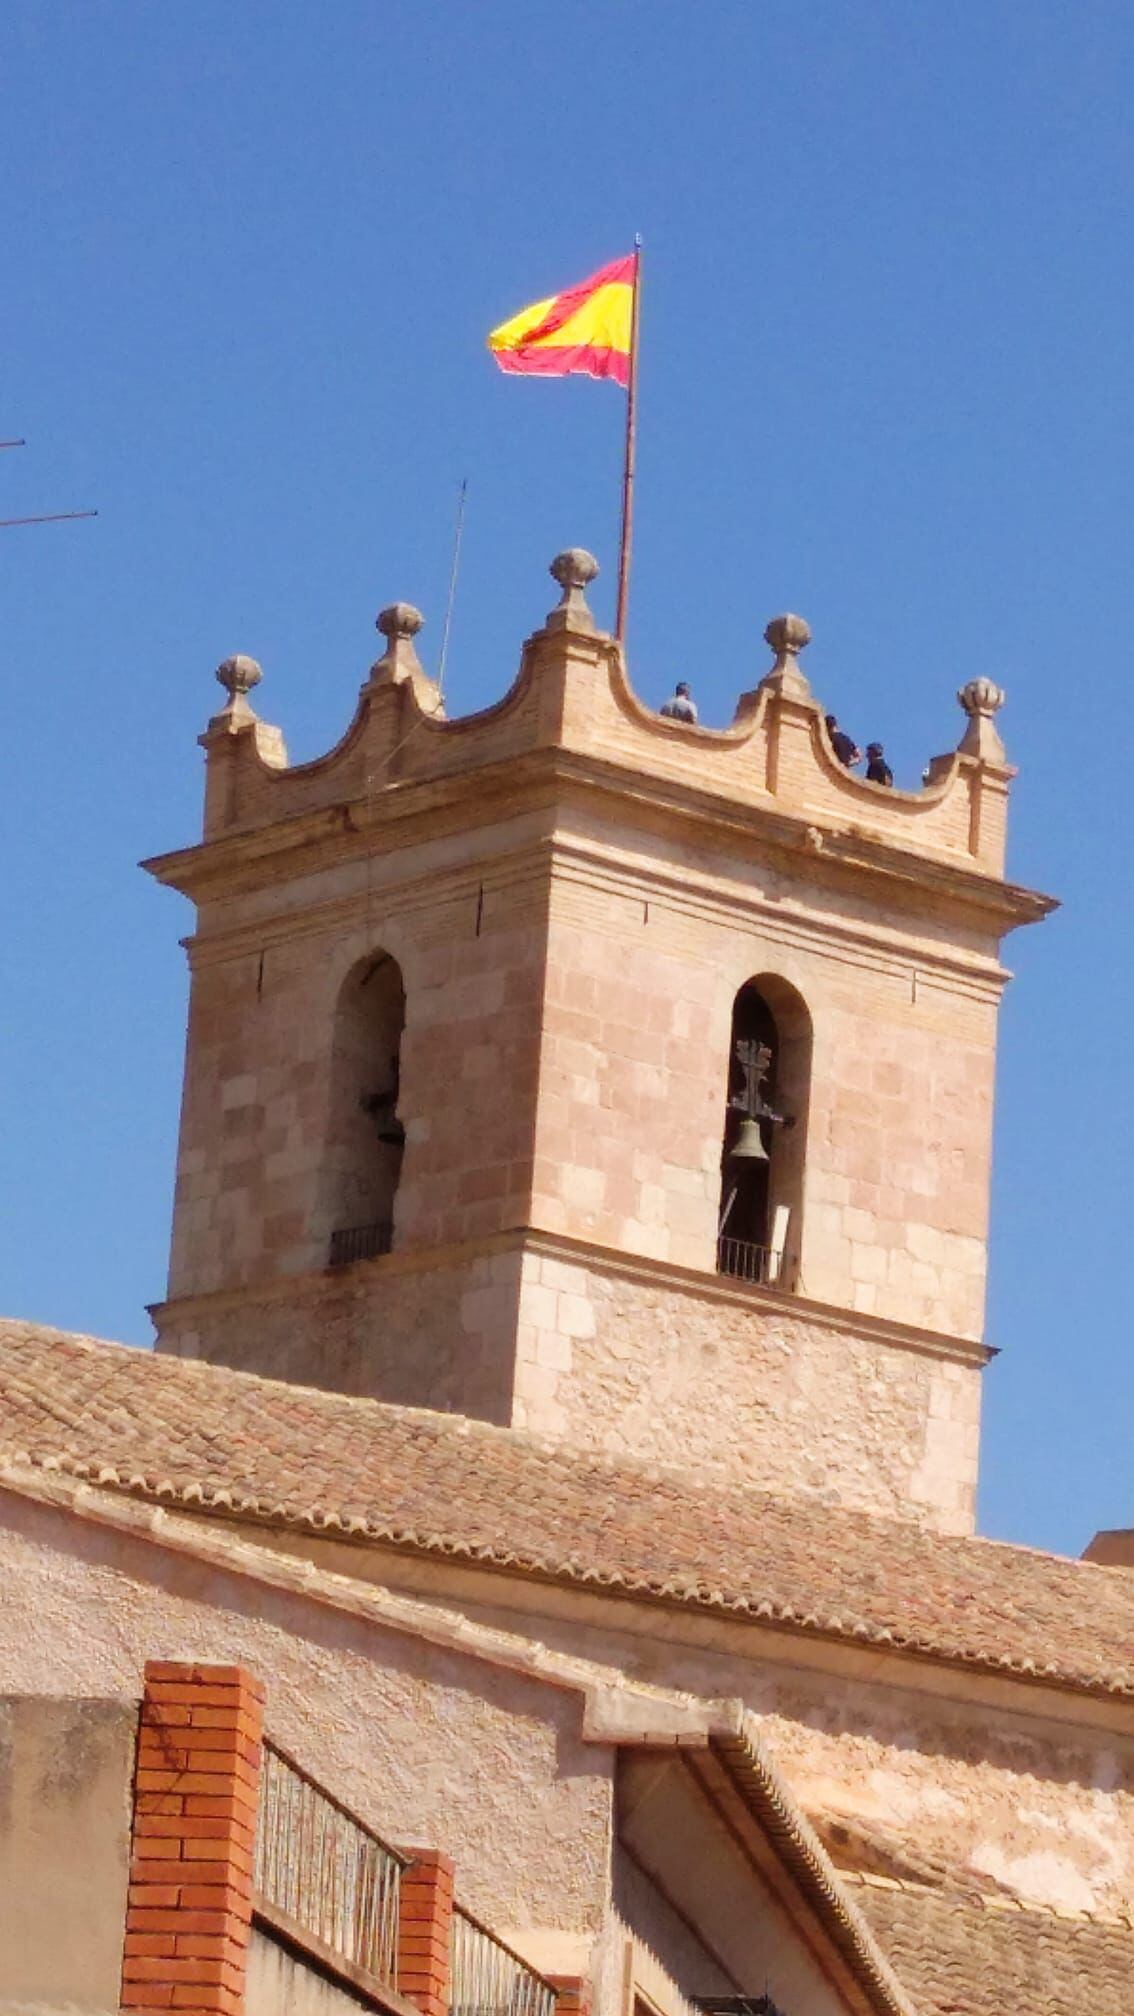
[487,253,636,387]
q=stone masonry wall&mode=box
[156,1244,523,1419]
[166,649,1018,1344]
[533,822,1000,1341]
[512,1244,982,1532]
[167,818,551,1302]
[155,1225,980,1531]
[160,815,1001,1532]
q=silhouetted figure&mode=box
[825,713,861,767]
[660,680,698,724]
[865,742,893,787]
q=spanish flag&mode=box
[487,253,637,387]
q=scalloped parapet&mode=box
[188,554,1019,880]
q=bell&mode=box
[729,1116,770,1164]
[360,1088,405,1148]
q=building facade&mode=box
[1,552,1129,2016]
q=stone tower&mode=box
[147,551,1053,1534]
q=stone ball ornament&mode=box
[377,602,425,642]
[549,548,600,592]
[957,676,1006,717]
[215,654,263,700]
[764,613,812,657]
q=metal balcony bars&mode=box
[450,1903,557,2016]
[254,1739,406,1985]
[716,1235,783,1285]
[328,1220,393,1267]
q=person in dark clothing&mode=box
[865,742,893,787]
[660,680,699,724]
[824,714,861,768]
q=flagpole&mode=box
[615,235,642,647]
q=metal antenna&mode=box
[0,509,98,530]
[436,477,468,698]
[1,436,96,531]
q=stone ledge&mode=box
[151,1223,993,1373]
[143,742,1056,930]
[168,820,1014,996]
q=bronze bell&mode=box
[361,1089,406,1148]
[729,1116,770,1164]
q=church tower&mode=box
[146,550,1052,1534]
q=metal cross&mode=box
[732,1037,774,1119]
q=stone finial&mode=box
[545,548,599,634]
[370,602,426,685]
[761,613,812,697]
[377,602,424,646]
[212,654,262,724]
[957,676,1007,762]
[958,675,1005,717]
[765,614,811,657]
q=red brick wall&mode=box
[396,1848,454,2016]
[119,1661,265,2016]
[548,1975,589,2016]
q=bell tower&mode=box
[146,551,1053,1533]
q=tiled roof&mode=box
[711,1725,917,2016]
[1,1319,1131,1699]
[853,1876,1134,2016]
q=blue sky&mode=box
[2,1,1130,1556]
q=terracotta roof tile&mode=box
[853,1877,1134,2016]
[1,1319,1131,1699]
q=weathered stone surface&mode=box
[146,575,1053,1535]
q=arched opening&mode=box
[322,951,406,1266]
[717,975,811,1288]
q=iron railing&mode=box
[450,1904,557,2016]
[254,1739,406,1985]
[328,1220,393,1268]
[716,1235,785,1287]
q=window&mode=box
[716,976,810,1289]
[321,951,405,1265]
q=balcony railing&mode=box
[716,1235,785,1287]
[328,1220,393,1268]
[254,1739,406,1986]
[450,1904,557,2016]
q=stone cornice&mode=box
[170,826,1009,999]
[142,744,1055,938]
[149,1222,994,1374]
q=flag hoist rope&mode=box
[615,235,642,647]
